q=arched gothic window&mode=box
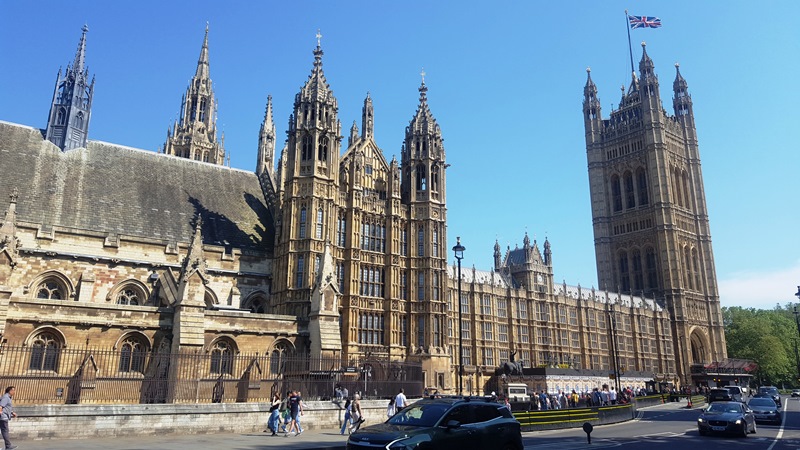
[243,294,268,313]
[316,208,324,239]
[117,288,141,306]
[611,175,622,212]
[624,171,635,209]
[75,112,84,129]
[645,247,658,290]
[295,255,305,289]
[637,169,649,206]
[631,250,643,291]
[299,208,307,238]
[118,335,148,373]
[431,165,440,192]
[416,164,427,191]
[672,168,683,207]
[692,248,701,291]
[619,251,630,293]
[302,135,312,161]
[29,332,62,372]
[210,339,235,375]
[682,171,691,209]
[270,341,293,375]
[318,136,329,161]
[36,278,67,300]
[683,246,693,290]
[199,98,207,122]
[57,108,66,125]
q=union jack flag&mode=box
[628,15,662,29]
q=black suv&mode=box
[758,386,781,407]
[708,388,734,403]
[346,397,523,450]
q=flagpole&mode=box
[624,9,635,74]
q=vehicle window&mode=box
[387,403,450,427]
[707,403,740,413]
[442,405,473,425]
[748,399,775,407]
[473,405,503,423]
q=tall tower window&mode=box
[302,135,312,161]
[624,172,635,209]
[611,175,622,212]
[417,316,426,350]
[360,266,384,297]
[460,293,469,314]
[358,312,384,345]
[517,299,528,319]
[432,227,439,257]
[433,316,441,347]
[632,250,643,291]
[314,255,321,278]
[316,208,324,239]
[682,171,691,208]
[619,251,630,292]
[299,208,307,238]
[336,262,345,292]
[416,164,427,190]
[672,168,683,208]
[336,215,346,246]
[401,229,407,256]
[417,226,424,256]
[57,108,66,125]
[431,165,440,191]
[683,246,693,290]
[318,136,329,161]
[400,270,408,299]
[645,247,658,290]
[199,98,207,122]
[417,271,425,300]
[432,271,439,301]
[637,169,649,205]
[692,248,701,290]
[400,315,408,347]
[295,255,305,289]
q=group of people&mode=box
[265,390,305,437]
[533,385,644,410]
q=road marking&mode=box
[766,398,788,450]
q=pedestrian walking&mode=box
[285,390,303,437]
[1,386,17,450]
[340,398,353,435]
[386,398,395,418]
[394,388,409,411]
[350,393,364,433]
[295,391,305,434]
[265,392,281,436]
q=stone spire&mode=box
[257,95,276,177]
[361,92,374,139]
[162,25,225,165]
[45,25,94,151]
[0,188,21,269]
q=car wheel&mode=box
[751,422,757,434]
[741,423,748,438]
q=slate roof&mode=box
[0,121,274,253]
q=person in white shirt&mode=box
[394,388,408,411]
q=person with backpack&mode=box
[340,398,353,435]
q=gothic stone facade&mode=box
[0,28,718,401]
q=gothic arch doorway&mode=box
[689,329,709,365]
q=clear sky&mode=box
[1,1,798,309]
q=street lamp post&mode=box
[794,287,800,382]
[452,237,466,396]
[608,302,622,395]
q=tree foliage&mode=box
[723,303,800,387]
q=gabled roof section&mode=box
[0,121,274,253]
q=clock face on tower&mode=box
[537,274,543,284]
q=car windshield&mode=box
[707,403,741,413]
[387,403,451,427]
[760,388,778,394]
[749,399,776,407]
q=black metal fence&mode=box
[0,345,423,405]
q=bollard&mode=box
[583,422,594,444]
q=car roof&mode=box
[414,396,500,406]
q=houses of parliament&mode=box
[0,26,726,400]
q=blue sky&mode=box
[1,1,798,309]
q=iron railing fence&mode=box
[0,346,423,405]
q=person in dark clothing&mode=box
[285,390,303,436]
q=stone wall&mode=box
[10,399,396,440]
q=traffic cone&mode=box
[687,396,692,408]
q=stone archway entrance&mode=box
[689,329,709,365]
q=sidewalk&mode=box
[15,429,349,450]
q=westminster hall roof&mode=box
[0,121,274,253]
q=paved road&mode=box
[12,398,798,450]
[524,395,796,450]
